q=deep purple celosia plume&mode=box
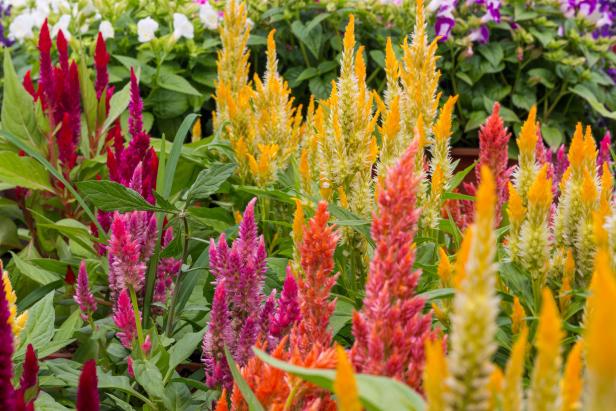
[202,280,232,389]
[16,344,39,411]
[154,228,182,304]
[57,113,77,173]
[351,141,436,392]
[76,360,99,411]
[74,261,97,321]
[259,290,277,336]
[0,278,15,410]
[128,68,144,139]
[113,289,139,349]
[269,269,301,340]
[94,32,110,100]
[553,144,569,190]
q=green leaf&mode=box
[309,77,329,99]
[295,67,319,83]
[158,72,202,96]
[254,349,426,411]
[569,84,616,120]
[449,162,476,191]
[327,204,374,247]
[168,330,206,376]
[134,359,166,400]
[77,180,164,212]
[102,82,131,135]
[78,56,98,138]
[17,280,63,311]
[0,151,52,191]
[163,114,199,199]
[464,111,488,132]
[1,49,40,146]
[477,43,503,67]
[186,163,236,203]
[54,309,83,342]
[12,253,61,285]
[527,68,555,89]
[16,292,55,356]
[225,347,265,411]
[330,299,353,336]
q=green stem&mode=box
[129,285,145,359]
[165,213,190,337]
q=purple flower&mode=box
[469,25,490,43]
[269,269,301,339]
[553,144,570,193]
[598,131,612,171]
[74,261,97,321]
[202,280,231,389]
[113,289,139,349]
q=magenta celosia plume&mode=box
[269,268,301,340]
[553,144,569,190]
[108,212,148,296]
[16,344,39,411]
[351,141,435,392]
[202,280,232,389]
[291,201,340,355]
[76,360,99,411]
[0,279,15,410]
[113,289,139,349]
[74,261,97,321]
[598,131,612,172]
[94,32,110,100]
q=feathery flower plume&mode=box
[528,289,563,411]
[510,296,526,335]
[215,389,229,411]
[292,201,340,354]
[351,142,434,391]
[94,32,110,100]
[488,368,504,410]
[598,131,612,170]
[113,289,139,349]
[269,269,301,340]
[424,336,448,411]
[16,344,39,411]
[202,280,231,389]
[318,14,377,228]
[0,274,15,410]
[513,106,538,202]
[506,182,526,263]
[76,360,99,411]
[463,102,512,226]
[108,212,147,295]
[2,269,27,339]
[502,327,528,411]
[334,346,361,411]
[74,261,97,321]
[446,166,499,410]
[518,164,553,283]
[559,249,575,313]
[585,249,616,410]
[553,144,569,191]
[561,339,583,411]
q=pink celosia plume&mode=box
[76,360,99,411]
[113,289,139,349]
[74,261,97,321]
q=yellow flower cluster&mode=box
[213,2,302,186]
[2,269,28,339]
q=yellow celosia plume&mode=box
[424,336,448,411]
[585,249,616,409]
[559,249,575,313]
[561,339,584,411]
[433,95,458,145]
[508,183,526,227]
[503,327,528,411]
[568,123,585,171]
[510,296,526,335]
[527,164,553,212]
[528,288,563,411]
[516,106,538,158]
[2,270,28,338]
[488,366,504,410]
[437,247,452,286]
[334,345,362,411]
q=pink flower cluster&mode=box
[202,199,300,389]
[74,261,97,321]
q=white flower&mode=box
[8,13,35,41]
[199,2,219,31]
[137,17,158,43]
[30,6,49,28]
[52,14,71,39]
[173,13,194,40]
[246,17,254,29]
[99,20,114,39]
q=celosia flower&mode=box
[292,201,340,354]
[352,142,435,391]
[598,131,612,170]
[502,327,528,411]
[94,32,110,100]
[108,212,147,295]
[423,336,448,411]
[0,275,15,410]
[2,270,28,338]
[76,360,99,411]
[528,288,563,410]
[446,166,499,410]
[510,296,526,335]
[553,144,569,192]
[561,339,584,411]
[113,289,138,349]
[269,269,301,340]
[74,261,97,321]
[559,248,576,312]
[513,106,538,202]
[334,345,361,411]
[215,389,229,411]
[16,344,39,411]
[585,249,616,408]
[202,280,231,389]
